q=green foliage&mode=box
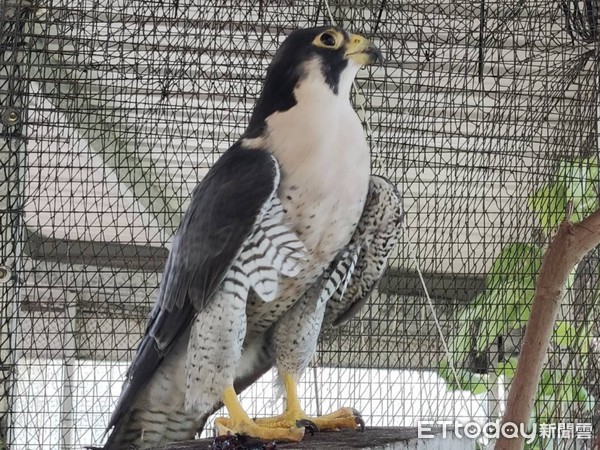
[528,181,567,233]
[486,243,543,290]
[444,244,541,374]
[438,358,489,395]
[438,156,598,424]
[528,156,599,233]
[494,356,519,378]
[553,320,590,354]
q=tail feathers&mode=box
[101,408,206,450]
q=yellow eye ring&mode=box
[313,29,343,49]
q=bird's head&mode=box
[271,26,383,94]
[246,26,382,136]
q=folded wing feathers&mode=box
[219,261,252,299]
[317,245,361,308]
[324,176,404,326]
[239,196,307,302]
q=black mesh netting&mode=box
[1,0,599,448]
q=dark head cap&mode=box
[246,26,382,136]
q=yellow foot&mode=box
[255,407,365,433]
[214,416,305,442]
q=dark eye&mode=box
[320,32,336,47]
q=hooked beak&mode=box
[344,33,384,66]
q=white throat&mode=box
[244,58,364,158]
[295,57,360,100]
[243,57,371,264]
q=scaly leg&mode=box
[254,374,364,432]
[214,385,305,441]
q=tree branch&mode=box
[495,208,600,450]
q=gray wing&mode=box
[106,142,280,435]
[324,175,404,328]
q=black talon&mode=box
[354,415,366,432]
[296,419,319,435]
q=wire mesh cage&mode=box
[1,0,599,448]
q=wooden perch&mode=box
[148,427,475,449]
[495,209,600,450]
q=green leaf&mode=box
[539,370,596,410]
[473,276,536,353]
[447,331,471,366]
[476,318,503,354]
[539,369,555,397]
[524,441,543,450]
[558,158,597,198]
[576,386,593,409]
[495,356,519,379]
[504,277,536,324]
[515,302,532,325]
[552,319,591,353]
[557,159,586,197]
[556,157,599,221]
[529,156,598,231]
[577,323,591,354]
[447,298,489,365]
[448,309,476,363]
[581,389,596,412]
[585,155,599,180]
[487,243,543,289]
[534,393,556,423]
[553,321,578,349]
[473,288,504,353]
[438,358,490,395]
[528,181,567,233]
[457,297,484,323]
[560,382,592,406]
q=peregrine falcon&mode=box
[100,26,402,449]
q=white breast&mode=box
[252,62,370,270]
